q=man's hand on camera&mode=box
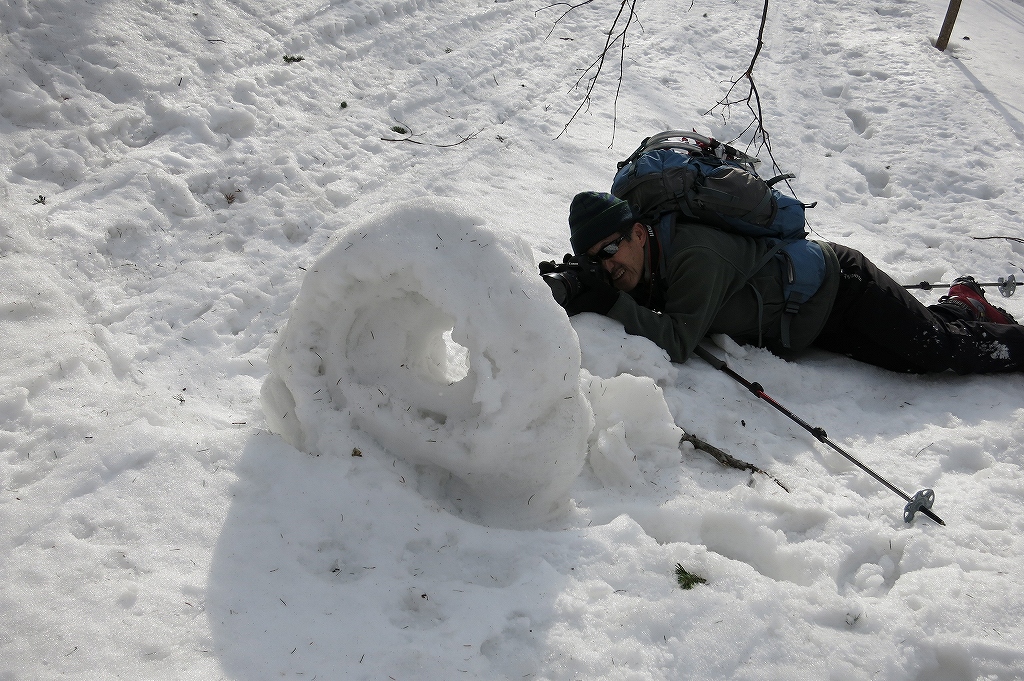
[563,256,619,317]
[538,259,561,275]
[538,253,575,275]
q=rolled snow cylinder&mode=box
[261,199,592,526]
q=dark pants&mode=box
[812,244,1024,374]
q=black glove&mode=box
[538,259,562,275]
[563,256,619,317]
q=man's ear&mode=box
[633,222,647,245]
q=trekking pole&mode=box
[693,345,946,526]
[903,274,1016,298]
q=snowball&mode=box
[261,199,592,526]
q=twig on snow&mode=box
[680,432,790,492]
[972,235,1024,245]
[380,130,481,148]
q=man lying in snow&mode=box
[542,191,1023,374]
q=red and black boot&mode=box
[937,276,1017,324]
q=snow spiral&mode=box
[261,199,592,525]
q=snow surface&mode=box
[2,0,1024,679]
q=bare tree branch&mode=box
[704,0,787,177]
[544,0,789,167]
[540,0,640,145]
[538,0,598,38]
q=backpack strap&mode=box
[655,212,675,278]
[765,173,796,187]
[780,292,809,349]
[747,283,766,348]
[748,240,786,282]
[617,136,652,170]
[744,239,793,348]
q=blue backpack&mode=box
[610,131,826,348]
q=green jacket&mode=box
[605,222,841,363]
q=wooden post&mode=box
[936,0,964,51]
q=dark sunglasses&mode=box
[595,233,628,260]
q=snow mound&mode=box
[583,371,684,487]
[262,199,592,526]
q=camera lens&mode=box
[542,273,571,305]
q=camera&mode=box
[539,255,604,305]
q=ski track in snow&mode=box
[2,0,1024,678]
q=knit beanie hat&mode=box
[568,192,636,255]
